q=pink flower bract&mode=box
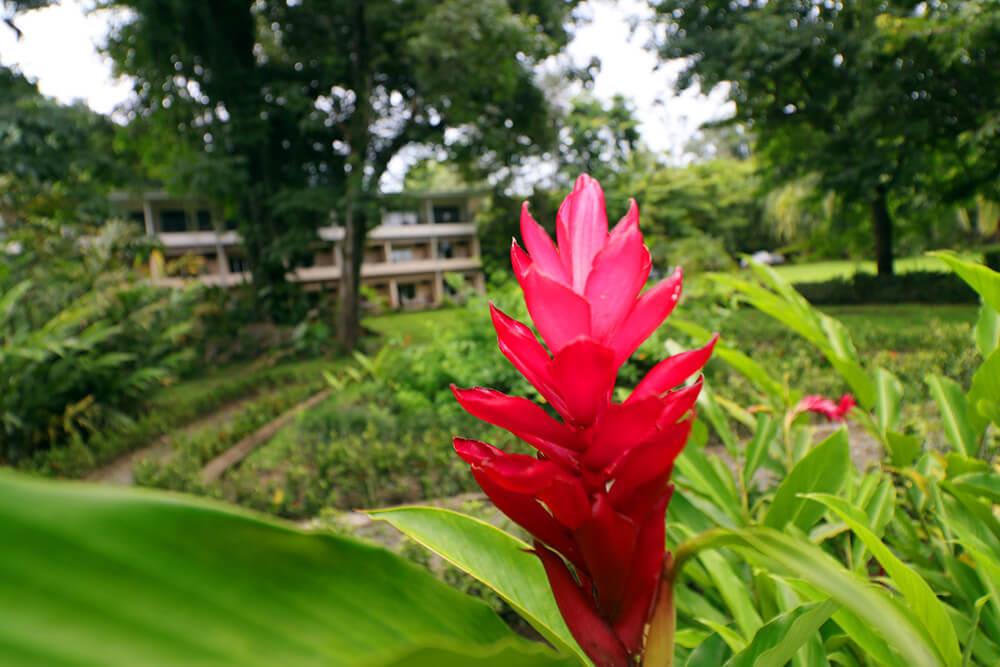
[796,393,856,422]
[452,174,714,667]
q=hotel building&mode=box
[110,189,486,310]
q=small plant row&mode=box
[29,356,333,478]
[132,379,325,495]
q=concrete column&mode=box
[388,279,400,309]
[429,236,438,260]
[423,198,434,225]
[216,243,230,276]
[471,234,482,260]
[383,241,392,264]
[433,271,444,305]
[142,200,156,236]
[214,208,229,276]
[474,272,486,294]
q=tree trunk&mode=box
[871,185,894,278]
[337,172,367,351]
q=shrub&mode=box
[795,270,977,304]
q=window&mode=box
[398,282,417,302]
[229,256,248,274]
[196,210,214,231]
[225,218,239,231]
[159,209,188,233]
[432,205,461,223]
[384,210,418,226]
[390,248,414,263]
[438,240,454,259]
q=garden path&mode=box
[86,397,258,485]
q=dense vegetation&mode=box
[2,2,999,665]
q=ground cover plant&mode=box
[30,355,334,478]
[0,220,204,467]
[2,175,997,666]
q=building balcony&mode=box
[156,223,478,252]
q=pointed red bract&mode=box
[452,174,714,667]
[795,393,856,421]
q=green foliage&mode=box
[651,1,1000,275]
[104,0,579,328]
[794,271,978,305]
[0,220,204,463]
[0,68,125,223]
[0,471,574,667]
[372,506,585,664]
[633,158,776,258]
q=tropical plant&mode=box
[1,178,997,667]
[0,219,203,463]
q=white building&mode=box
[110,189,487,310]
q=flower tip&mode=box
[573,173,594,190]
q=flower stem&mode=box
[642,555,676,667]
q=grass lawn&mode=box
[364,307,466,344]
[770,255,958,283]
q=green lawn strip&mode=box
[771,254,981,284]
[364,308,465,343]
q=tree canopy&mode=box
[103,0,580,339]
[0,68,122,224]
[651,0,1000,276]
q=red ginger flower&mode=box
[795,393,856,422]
[452,175,716,667]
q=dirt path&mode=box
[85,398,256,485]
[200,389,332,483]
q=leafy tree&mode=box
[0,68,122,223]
[556,93,641,184]
[104,0,579,344]
[651,0,1000,276]
[633,158,776,263]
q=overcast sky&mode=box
[0,0,731,163]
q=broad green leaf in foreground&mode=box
[724,599,838,667]
[372,640,579,667]
[369,505,589,665]
[764,428,849,532]
[0,472,531,667]
[803,493,963,667]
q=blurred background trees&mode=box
[100,0,580,346]
[649,0,1000,276]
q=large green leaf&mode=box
[804,494,963,667]
[674,442,744,525]
[704,527,945,667]
[0,472,530,667]
[931,251,1000,313]
[368,506,588,665]
[874,368,903,435]
[723,600,838,667]
[975,304,1000,357]
[374,641,579,667]
[926,374,981,456]
[697,549,763,640]
[743,413,778,489]
[685,633,731,667]
[968,347,1000,427]
[764,429,850,532]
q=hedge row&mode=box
[794,271,978,305]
